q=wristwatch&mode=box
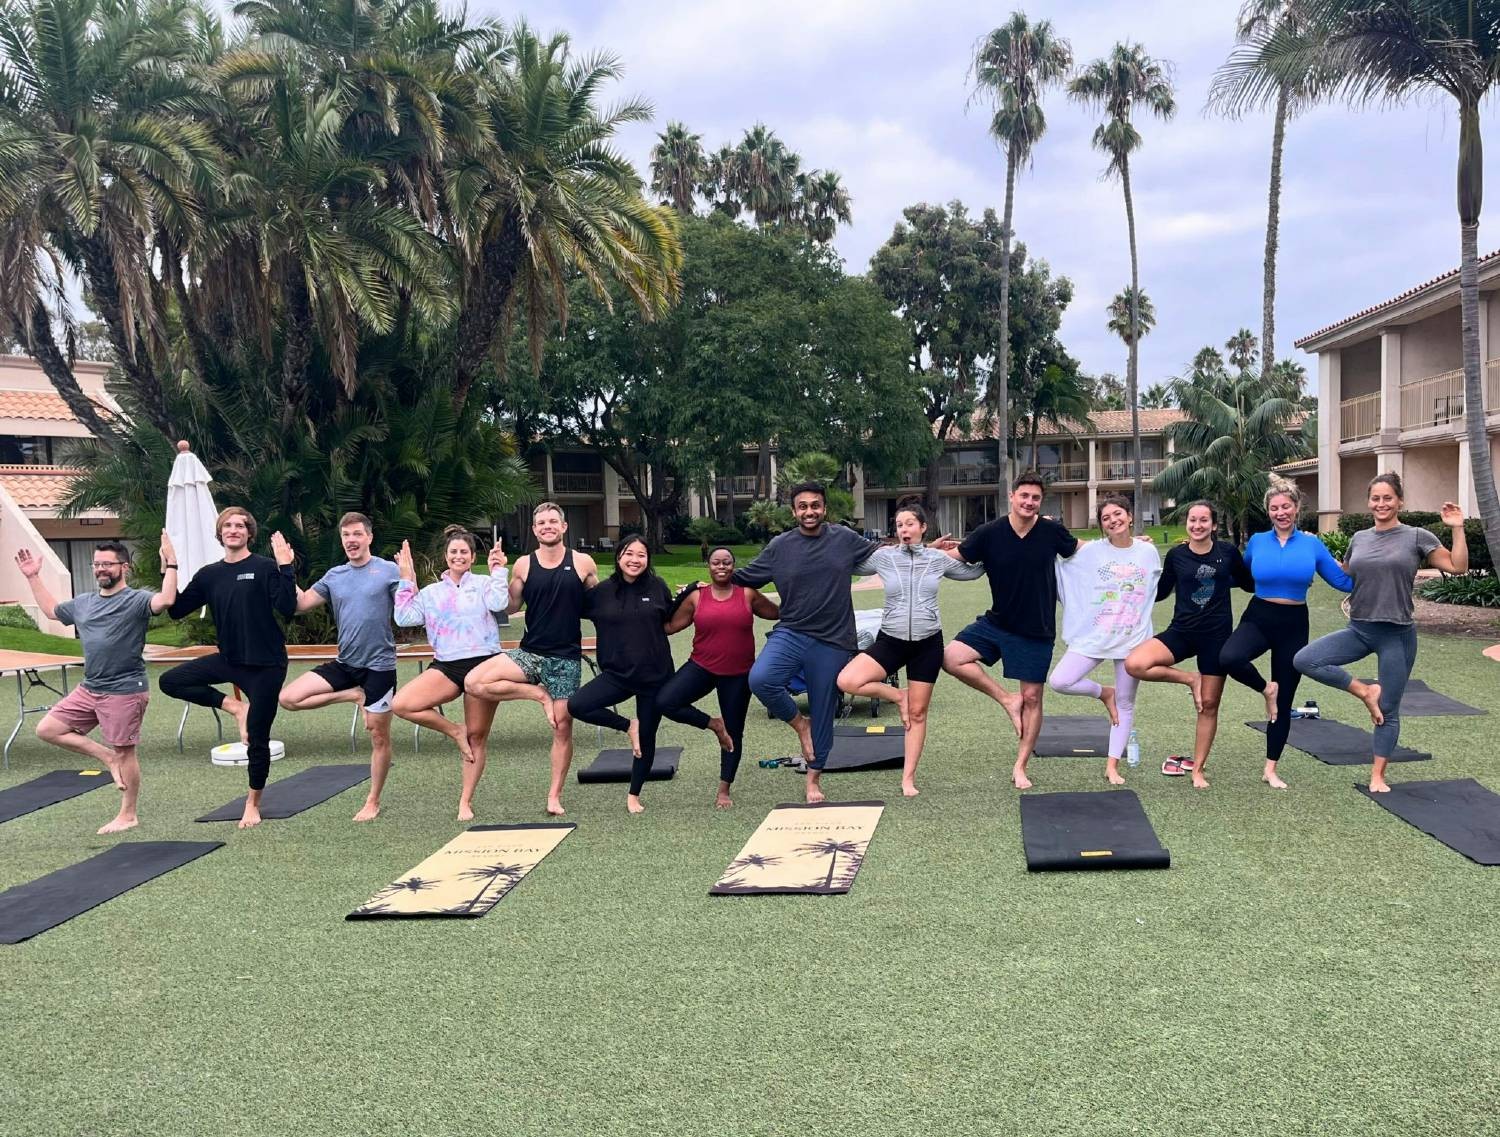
[163,563,179,570]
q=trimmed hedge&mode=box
[0,604,39,631]
[1319,530,1351,561]
[1427,518,1493,573]
[1337,511,1442,534]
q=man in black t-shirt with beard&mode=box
[939,472,1078,789]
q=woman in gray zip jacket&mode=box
[837,500,985,797]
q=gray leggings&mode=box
[1293,620,1417,756]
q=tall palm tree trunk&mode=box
[1262,85,1288,379]
[1458,99,1500,558]
[1122,159,1143,534]
[996,149,1017,508]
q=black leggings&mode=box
[567,673,702,796]
[1220,598,1309,764]
[159,655,288,790]
[657,661,752,784]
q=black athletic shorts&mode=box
[429,654,493,691]
[312,660,398,714]
[1154,626,1230,677]
[864,631,945,685]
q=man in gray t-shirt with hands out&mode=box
[17,532,178,834]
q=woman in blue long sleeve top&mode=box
[1219,479,1352,788]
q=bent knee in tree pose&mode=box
[1295,473,1466,794]
[18,530,178,835]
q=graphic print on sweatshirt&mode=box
[1091,559,1151,633]
[1191,562,1217,608]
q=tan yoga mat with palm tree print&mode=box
[346,823,575,920]
[710,801,884,896]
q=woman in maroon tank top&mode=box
[661,546,780,808]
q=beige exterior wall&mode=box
[1399,306,1462,379]
[1341,454,1378,513]
[1401,444,1459,508]
[1339,338,1380,399]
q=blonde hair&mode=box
[215,507,257,544]
[532,501,564,520]
[1263,475,1302,512]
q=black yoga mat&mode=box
[0,769,114,825]
[195,764,370,822]
[823,724,905,772]
[1359,678,1487,717]
[0,841,223,944]
[1033,716,1113,758]
[576,746,681,784]
[1019,790,1170,872]
[1245,718,1430,764]
[1356,778,1500,865]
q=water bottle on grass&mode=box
[1126,729,1140,768]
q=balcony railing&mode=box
[1487,359,1500,414]
[1036,462,1088,482]
[552,471,602,493]
[867,466,998,490]
[1340,391,1380,442]
[1400,368,1465,430]
[1099,458,1167,480]
[713,475,760,495]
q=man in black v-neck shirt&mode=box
[939,473,1078,789]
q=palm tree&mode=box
[1106,287,1157,349]
[700,143,741,218]
[1225,327,1259,371]
[458,861,529,911]
[1025,362,1094,469]
[970,12,1073,503]
[1139,382,1175,409]
[732,124,800,226]
[797,838,865,890]
[649,121,705,214]
[1154,363,1309,544]
[796,169,852,242]
[449,23,683,407]
[726,853,782,872]
[1070,43,1176,533]
[1211,1,1319,378]
[1225,0,1500,560]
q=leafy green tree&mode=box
[970,11,1073,497]
[1088,371,1128,410]
[778,451,855,522]
[1020,361,1093,469]
[1070,43,1177,532]
[1139,381,1174,409]
[746,498,795,539]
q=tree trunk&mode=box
[996,148,1017,510]
[1122,160,1143,534]
[453,211,526,410]
[757,437,773,500]
[1262,85,1288,379]
[77,235,172,437]
[24,301,124,446]
[281,267,314,424]
[1458,97,1500,560]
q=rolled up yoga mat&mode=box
[1356,778,1500,865]
[823,724,905,772]
[1019,790,1170,872]
[347,823,575,920]
[1245,718,1430,764]
[0,769,114,825]
[710,801,884,896]
[1032,716,1113,758]
[195,764,370,822]
[576,746,680,784]
[0,841,223,944]
[1360,678,1486,717]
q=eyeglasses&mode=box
[91,561,125,569]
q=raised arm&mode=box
[295,587,327,615]
[14,548,58,620]
[150,529,179,614]
[1427,503,1469,574]
[1313,538,1354,592]
[393,540,426,627]
[167,565,207,620]
[484,542,510,612]
[267,532,298,616]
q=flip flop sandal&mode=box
[1161,758,1186,776]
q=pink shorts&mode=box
[47,685,150,748]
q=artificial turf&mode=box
[2,581,1499,1137]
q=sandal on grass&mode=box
[1161,758,1186,776]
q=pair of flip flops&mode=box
[757,757,809,772]
[1161,756,1198,777]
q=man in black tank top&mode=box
[464,503,598,816]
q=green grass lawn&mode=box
[3,583,1500,1136]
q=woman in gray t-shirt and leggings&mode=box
[1294,472,1467,792]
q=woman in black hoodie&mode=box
[567,536,705,813]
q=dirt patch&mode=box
[1411,593,1500,637]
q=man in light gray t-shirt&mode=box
[57,588,157,692]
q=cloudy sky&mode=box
[477,0,1498,391]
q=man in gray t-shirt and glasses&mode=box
[16,532,178,834]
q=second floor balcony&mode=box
[553,471,603,494]
[1340,358,1500,442]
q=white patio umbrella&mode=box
[164,440,284,767]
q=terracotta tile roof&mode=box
[943,408,1188,443]
[1294,250,1500,348]
[0,389,97,422]
[0,465,86,510]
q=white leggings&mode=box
[1047,651,1137,759]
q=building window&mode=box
[0,436,54,465]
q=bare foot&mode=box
[457,801,475,822]
[97,814,137,834]
[1262,770,1288,790]
[1187,673,1204,714]
[1012,763,1033,791]
[450,728,475,764]
[222,697,251,744]
[1105,760,1125,786]
[1359,683,1385,726]
[896,688,911,728]
[999,692,1024,738]
[1367,777,1391,794]
[805,772,825,804]
[708,716,735,753]
[901,780,919,798]
[546,796,566,817]
[99,753,123,789]
[352,800,381,822]
[791,715,815,762]
[1191,772,1210,790]
[627,794,645,814]
[1100,686,1119,727]
[1263,680,1280,723]
[627,718,641,757]
[237,804,261,829]
[537,694,558,729]
[715,788,733,809]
